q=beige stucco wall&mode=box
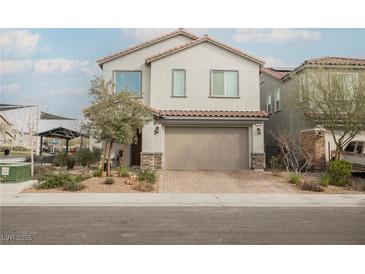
[101,35,193,106]
[149,42,261,111]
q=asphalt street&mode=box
[1,206,364,244]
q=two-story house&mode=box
[260,57,365,169]
[96,29,267,170]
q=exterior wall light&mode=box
[257,127,262,135]
[154,126,160,135]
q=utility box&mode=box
[0,163,31,183]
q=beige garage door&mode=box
[165,127,249,170]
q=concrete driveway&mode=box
[158,170,299,193]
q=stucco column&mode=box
[251,123,266,170]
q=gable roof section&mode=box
[145,35,265,66]
[96,29,199,68]
[283,56,365,80]
[260,67,292,80]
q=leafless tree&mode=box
[303,69,365,159]
[271,129,313,175]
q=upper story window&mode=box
[266,94,272,114]
[172,69,186,97]
[211,70,238,97]
[114,71,142,97]
[274,88,281,111]
[330,72,358,98]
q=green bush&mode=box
[66,155,76,170]
[36,172,85,189]
[75,148,101,167]
[93,168,102,177]
[75,149,93,167]
[53,153,67,167]
[104,177,115,185]
[288,174,301,184]
[137,169,156,183]
[327,160,352,186]
[63,181,85,191]
[320,174,330,187]
[119,166,129,177]
[269,156,281,175]
[299,181,324,192]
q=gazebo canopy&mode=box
[0,103,34,111]
[40,112,76,120]
[37,127,85,140]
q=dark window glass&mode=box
[345,142,356,152]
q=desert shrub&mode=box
[288,173,301,184]
[12,146,29,151]
[104,177,115,185]
[53,153,67,167]
[135,181,154,192]
[36,172,72,189]
[93,168,102,177]
[52,153,75,169]
[75,148,101,167]
[327,160,352,186]
[66,155,76,170]
[92,148,101,163]
[137,169,156,183]
[63,181,85,191]
[269,156,281,175]
[75,148,94,167]
[36,172,85,189]
[299,181,324,192]
[119,166,129,177]
[320,174,330,187]
[33,165,57,180]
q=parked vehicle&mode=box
[340,141,365,173]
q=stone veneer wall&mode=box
[140,152,162,170]
[251,153,266,170]
[300,129,326,170]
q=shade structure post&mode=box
[39,135,43,156]
[66,139,69,155]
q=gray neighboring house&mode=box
[96,29,268,170]
[260,56,365,169]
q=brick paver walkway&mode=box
[158,170,299,193]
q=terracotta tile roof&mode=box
[145,35,265,65]
[96,29,199,68]
[153,109,268,118]
[304,56,365,66]
[283,56,365,80]
[260,67,292,80]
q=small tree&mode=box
[304,69,365,159]
[271,129,313,175]
[83,77,152,176]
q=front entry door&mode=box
[131,132,142,166]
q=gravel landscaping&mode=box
[23,172,159,193]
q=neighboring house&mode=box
[97,29,268,170]
[260,57,365,169]
[0,114,14,148]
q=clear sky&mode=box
[1,28,364,119]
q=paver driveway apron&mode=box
[158,170,297,193]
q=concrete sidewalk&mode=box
[1,180,365,207]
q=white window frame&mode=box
[113,70,142,97]
[330,72,359,97]
[274,88,281,112]
[266,94,272,114]
[172,69,186,97]
[210,70,239,97]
